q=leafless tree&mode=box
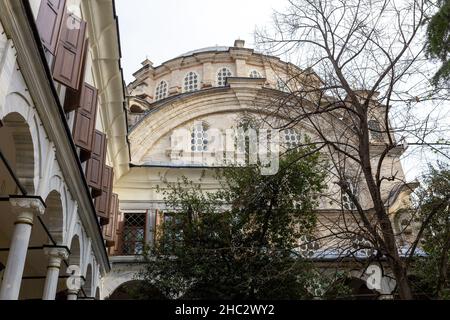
[254,0,449,299]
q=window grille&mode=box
[155,80,168,101]
[122,213,146,255]
[183,72,199,93]
[217,67,232,86]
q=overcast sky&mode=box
[115,0,284,84]
[114,0,449,182]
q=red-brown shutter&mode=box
[71,83,98,161]
[52,11,87,90]
[85,130,106,197]
[95,165,113,225]
[114,213,124,255]
[103,193,118,247]
[64,38,90,112]
[36,0,66,54]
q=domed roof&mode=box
[176,46,230,58]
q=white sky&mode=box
[115,0,284,84]
[115,0,449,182]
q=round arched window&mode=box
[191,122,209,152]
[249,70,262,78]
[155,80,168,101]
[184,72,200,93]
[277,78,290,92]
[217,67,232,86]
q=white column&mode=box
[42,247,69,300]
[67,289,79,300]
[0,197,45,300]
[66,264,83,300]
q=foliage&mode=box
[412,164,450,299]
[135,146,345,300]
[426,0,450,85]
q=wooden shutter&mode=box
[36,0,66,54]
[85,130,106,197]
[114,213,124,255]
[52,11,87,90]
[64,38,90,112]
[72,83,98,161]
[103,193,118,246]
[95,165,113,224]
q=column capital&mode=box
[44,246,70,261]
[9,196,46,216]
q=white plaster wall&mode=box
[0,19,103,298]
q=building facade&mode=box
[0,1,417,300]
[0,0,127,300]
[102,40,417,299]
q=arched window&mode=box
[217,67,232,86]
[249,70,262,78]
[342,178,358,210]
[277,78,289,92]
[183,72,200,93]
[191,122,209,152]
[155,80,168,101]
[283,128,301,148]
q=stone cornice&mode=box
[81,0,130,180]
[127,47,311,91]
[0,0,110,273]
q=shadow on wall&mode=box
[107,280,167,300]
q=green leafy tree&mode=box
[426,0,450,85]
[135,146,348,299]
[412,164,450,299]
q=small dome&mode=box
[177,46,230,58]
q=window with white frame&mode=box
[155,80,168,101]
[249,70,262,78]
[341,178,358,210]
[183,71,200,93]
[191,122,209,152]
[217,67,232,86]
[283,129,301,148]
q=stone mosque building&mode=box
[0,0,416,300]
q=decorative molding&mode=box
[9,196,46,215]
[43,245,70,260]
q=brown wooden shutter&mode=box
[36,0,66,54]
[71,83,98,162]
[85,130,106,197]
[103,193,118,247]
[52,11,87,90]
[95,165,113,225]
[64,38,90,112]
[114,213,124,255]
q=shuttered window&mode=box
[95,165,114,224]
[103,193,119,246]
[85,130,106,197]
[71,83,98,161]
[63,38,90,112]
[36,0,66,54]
[114,213,124,255]
[52,11,87,90]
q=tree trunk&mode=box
[358,115,414,300]
[390,257,414,299]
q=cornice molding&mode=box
[81,0,130,181]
